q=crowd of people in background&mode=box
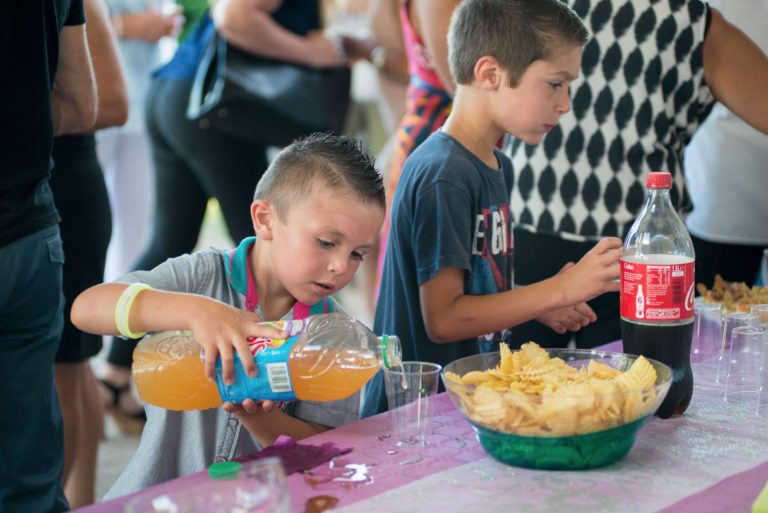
[1,1,766,512]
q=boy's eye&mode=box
[351,251,364,262]
[317,239,334,249]
[549,82,563,90]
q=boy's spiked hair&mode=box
[448,0,589,86]
[254,133,385,219]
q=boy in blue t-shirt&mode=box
[365,0,623,416]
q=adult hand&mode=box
[306,30,346,68]
[341,35,376,63]
[128,6,185,42]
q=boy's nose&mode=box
[557,89,572,114]
[327,256,348,275]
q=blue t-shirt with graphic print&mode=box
[363,131,515,416]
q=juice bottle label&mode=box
[215,319,311,403]
[620,258,695,321]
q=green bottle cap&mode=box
[208,461,241,480]
[382,335,390,368]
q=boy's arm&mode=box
[231,402,329,447]
[703,8,768,134]
[71,283,287,383]
[419,238,621,343]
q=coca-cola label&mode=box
[620,258,695,322]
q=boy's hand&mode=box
[559,237,622,304]
[538,303,596,334]
[187,298,288,385]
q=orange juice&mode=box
[289,350,380,402]
[133,331,221,411]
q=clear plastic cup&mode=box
[692,303,721,364]
[757,339,768,417]
[723,326,767,405]
[383,361,442,447]
[716,312,758,384]
[123,457,289,513]
[751,304,768,326]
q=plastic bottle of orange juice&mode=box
[132,313,402,411]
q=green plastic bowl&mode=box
[442,349,672,470]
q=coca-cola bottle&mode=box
[620,171,696,418]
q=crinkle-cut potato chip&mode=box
[461,370,494,386]
[588,359,621,380]
[499,343,516,374]
[444,371,463,385]
[445,342,659,437]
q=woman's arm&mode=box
[52,24,97,134]
[703,7,768,134]
[86,0,129,129]
[211,0,343,68]
[113,7,184,43]
[410,0,460,95]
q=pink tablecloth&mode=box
[77,343,768,513]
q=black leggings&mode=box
[106,78,269,369]
[50,134,112,362]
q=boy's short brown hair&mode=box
[448,0,589,86]
[254,133,385,220]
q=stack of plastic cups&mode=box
[723,326,767,404]
[751,304,768,326]
[756,305,768,417]
[758,331,768,417]
[692,302,722,372]
[716,312,758,385]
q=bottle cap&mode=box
[646,172,672,189]
[381,335,402,369]
[208,461,241,480]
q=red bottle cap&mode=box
[647,171,672,189]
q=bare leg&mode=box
[54,363,80,486]
[64,362,103,508]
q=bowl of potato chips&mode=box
[442,342,672,470]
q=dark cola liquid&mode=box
[621,319,694,419]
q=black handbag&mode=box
[187,35,352,147]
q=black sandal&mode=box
[99,379,147,436]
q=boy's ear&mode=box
[251,199,275,240]
[474,55,503,90]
